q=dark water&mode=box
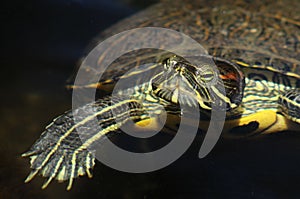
[1,0,300,198]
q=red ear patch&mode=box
[212,56,245,108]
[219,72,240,81]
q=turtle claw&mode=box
[24,170,39,183]
[21,150,37,157]
[67,178,74,191]
[41,177,54,189]
[86,168,93,178]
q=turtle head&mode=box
[151,55,245,111]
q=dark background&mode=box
[1,0,300,198]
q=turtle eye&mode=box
[197,67,215,83]
[163,56,181,70]
[163,57,172,70]
[163,58,171,69]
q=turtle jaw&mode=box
[151,55,214,110]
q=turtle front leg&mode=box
[22,95,150,190]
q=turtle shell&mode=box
[73,0,300,91]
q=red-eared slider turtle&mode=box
[22,0,300,190]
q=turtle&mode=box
[22,0,300,190]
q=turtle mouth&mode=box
[152,73,200,107]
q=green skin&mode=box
[22,0,300,190]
